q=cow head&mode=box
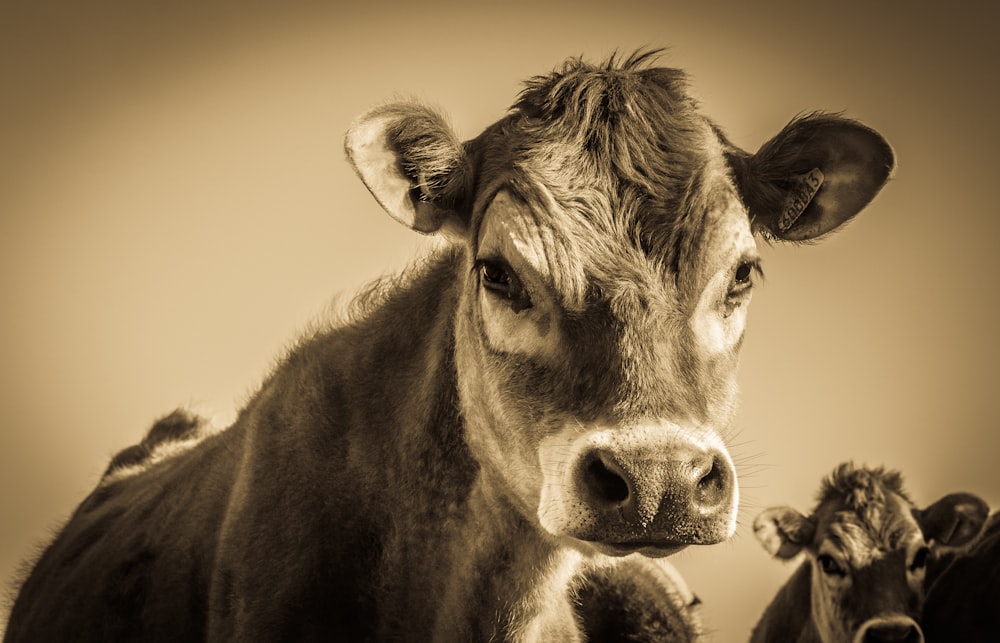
[754,463,989,643]
[346,53,894,556]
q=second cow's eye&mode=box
[817,554,846,577]
[477,259,533,313]
[910,546,930,571]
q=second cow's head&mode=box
[754,463,989,643]
[345,53,894,556]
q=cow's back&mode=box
[5,426,242,642]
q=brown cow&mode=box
[5,51,894,642]
[751,463,989,643]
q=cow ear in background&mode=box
[730,113,895,242]
[916,492,990,548]
[345,103,473,237]
[753,506,815,560]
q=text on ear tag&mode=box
[778,168,825,232]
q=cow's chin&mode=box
[555,534,689,559]
[541,508,736,556]
[588,541,689,559]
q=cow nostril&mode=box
[583,457,630,506]
[694,457,728,509]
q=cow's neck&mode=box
[752,561,818,643]
[262,246,584,640]
[433,473,585,643]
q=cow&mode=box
[920,512,1000,641]
[751,462,989,643]
[574,556,706,642]
[4,50,895,642]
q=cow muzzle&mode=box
[537,423,738,554]
[854,616,923,643]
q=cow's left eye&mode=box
[724,260,759,312]
[729,260,758,293]
[734,261,754,285]
[477,259,533,313]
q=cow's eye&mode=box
[477,259,532,313]
[728,260,759,294]
[734,261,754,285]
[724,260,759,313]
[817,554,846,577]
[910,546,930,571]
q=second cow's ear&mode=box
[730,113,895,242]
[916,492,990,548]
[754,506,815,560]
[345,102,473,236]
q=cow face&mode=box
[754,464,989,643]
[346,54,894,556]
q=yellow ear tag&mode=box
[778,168,824,232]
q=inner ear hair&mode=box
[345,102,473,235]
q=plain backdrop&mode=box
[2,1,998,639]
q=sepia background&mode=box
[2,0,997,638]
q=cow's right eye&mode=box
[817,554,846,577]
[477,259,532,313]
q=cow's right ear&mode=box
[916,492,990,548]
[345,103,473,236]
[730,113,895,242]
[753,506,814,560]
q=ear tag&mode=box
[778,168,825,232]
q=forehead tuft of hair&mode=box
[816,462,910,512]
[814,462,919,549]
[506,49,725,278]
[512,49,704,188]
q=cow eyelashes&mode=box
[817,554,846,577]
[476,259,533,313]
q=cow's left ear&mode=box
[915,492,990,548]
[753,506,815,560]
[729,113,895,241]
[345,102,473,236]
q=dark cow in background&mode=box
[5,51,894,642]
[751,462,989,643]
[921,512,1000,641]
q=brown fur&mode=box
[103,409,206,478]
